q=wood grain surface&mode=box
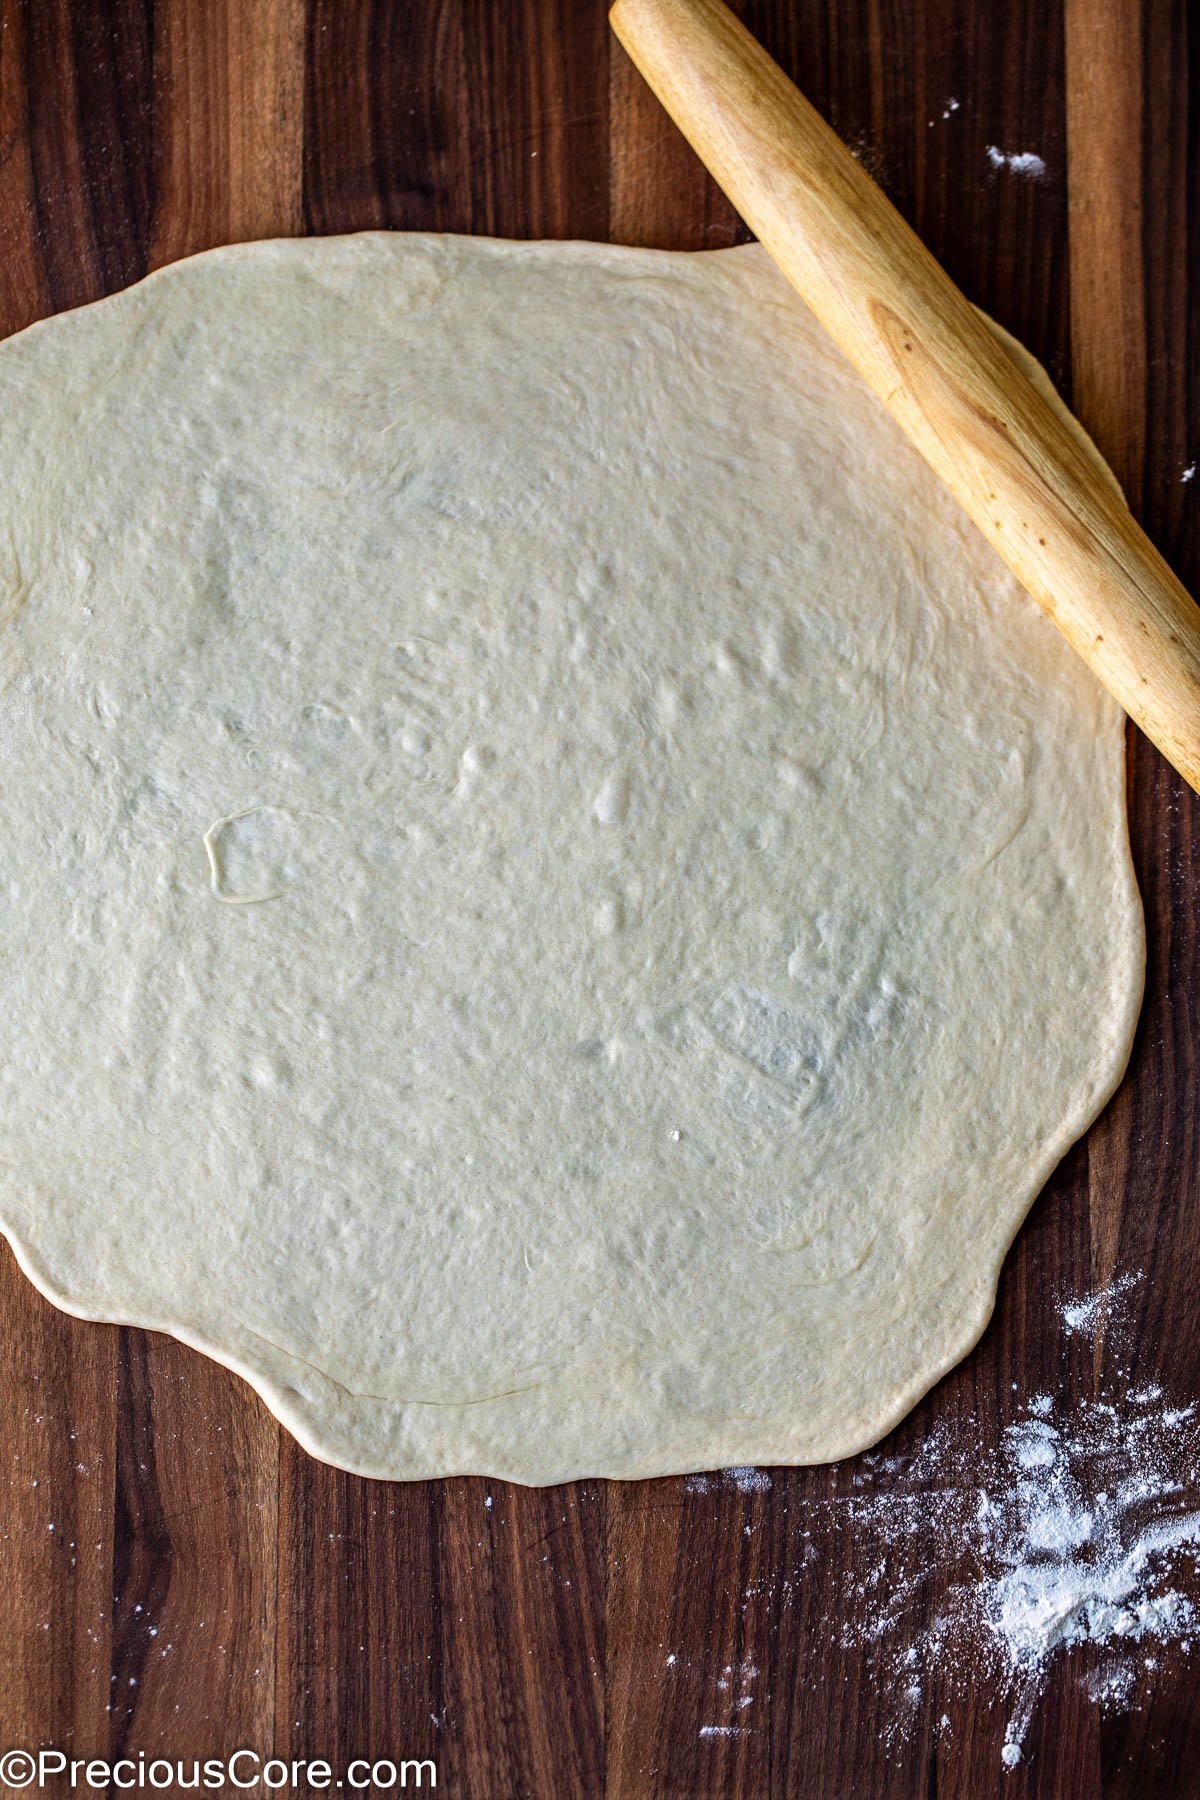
[0,2,1196,1795]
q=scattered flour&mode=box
[1061,1270,1139,1334]
[831,1273,1199,1771]
[682,1465,769,1497]
[986,145,1048,179]
[725,1467,772,1493]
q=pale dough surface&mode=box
[0,235,1143,1483]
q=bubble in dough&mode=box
[0,235,1143,1482]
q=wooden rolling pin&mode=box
[610,0,1200,796]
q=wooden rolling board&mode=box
[0,2,1196,1795]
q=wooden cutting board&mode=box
[0,2,1196,1795]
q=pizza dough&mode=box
[0,235,1142,1483]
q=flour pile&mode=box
[832,1276,1200,1768]
[981,1387,1199,1765]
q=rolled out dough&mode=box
[0,235,1142,1482]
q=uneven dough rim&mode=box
[0,235,1145,1486]
[0,1029,1144,1476]
[1,902,1143,1485]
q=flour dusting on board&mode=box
[985,144,1048,179]
[829,1273,1200,1770]
[1060,1269,1139,1335]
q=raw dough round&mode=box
[0,236,1142,1482]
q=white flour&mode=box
[684,1467,772,1496]
[829,1273,1200,1769]
[1060,1269,1139,1334]
[985,145,1048,178]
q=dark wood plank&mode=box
[0,2,1195,1795]
[1067,4,1200,1797]
[0,0,50,332]
[105,1331,279,1764]
[303,0,611,241]
[0,1252,118,1767]
[608,26,742,250]
[150,0,305,267]
[439,1479,605,1795]
[3,0,154,319]
[274,1456,442,1779]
